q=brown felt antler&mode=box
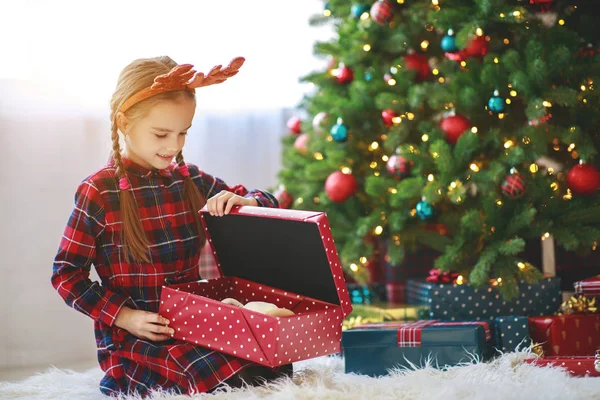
[119,57,246,113]
[186,57,245,89]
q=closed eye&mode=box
[154,132,188,138]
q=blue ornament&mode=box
[364,71,373,81]
[351,4,370,19]
[330,117,349,142]
[416,199,434,220]
[488,90,505,113]
[441,29,459,53]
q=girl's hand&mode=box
[114,307,174,342]
[207,191,258,216]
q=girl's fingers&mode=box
[224,196,238,215]
[149,323,175,336]
[147,312,169,326]
[216,192,233,216]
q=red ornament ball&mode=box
[445,36,489,62]
[370,0,394,25]
[386,155,411,179]
[325,171,358,203]
[404,53,430,81]
[501,172,527,199]
[440,114,471,144]
[294,133,309,155]
[381,109,397,127]
[287,117,301,134]
[464,36,489,58]
[274,187,293,209]
[566,163,600,196]
[336,65,354,85]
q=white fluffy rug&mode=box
[1,352,600,400]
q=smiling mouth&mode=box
[158,154,174,158]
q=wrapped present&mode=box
[159,206,353,367]
[346,283,389,305]
[491,316,531,353]
[343,303,430,330]
[341,320,493,376]
[347,283,376,305]
[574,274,600,296]
[528,313,600,356]
[407,277,562,321]
[385,282,406,303]
[524,353,600,377]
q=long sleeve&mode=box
[188,164,279,208]
[51,179,131,327]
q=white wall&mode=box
[1,0,333,112]
[0,0,333,374]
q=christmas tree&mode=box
[277,0,600,298]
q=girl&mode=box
[51,56,291,397]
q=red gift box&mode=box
[528,314,600,356]
[159,206,353,367]
[575,275,600,296]
[524,355,600,377]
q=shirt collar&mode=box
[107,156,175,179]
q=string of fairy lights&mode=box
[293,1,598,281]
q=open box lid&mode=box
[199,206,352,317]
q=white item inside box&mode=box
[192,279,296,317]
[221,297,295,317]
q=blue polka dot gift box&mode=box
[492,316,531,353]
[406,277,562,321]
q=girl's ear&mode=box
[116,111,130,135]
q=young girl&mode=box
[51,56,292,397]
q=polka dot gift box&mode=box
[159,206,353,367]
[492,316,531,353]
[406,277,562,321]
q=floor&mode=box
[0,358,99,382]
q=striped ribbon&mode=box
[574,275,600,296]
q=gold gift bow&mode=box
[556,295,597,316]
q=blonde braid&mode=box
[111,123,150,263]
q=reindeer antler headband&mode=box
[119,57,245,113]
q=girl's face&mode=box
[118,96,195,170]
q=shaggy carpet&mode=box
[1,352,599,400]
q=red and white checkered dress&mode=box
[51,157,278,397]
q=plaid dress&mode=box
[51,157,279,397]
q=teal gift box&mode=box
[492,316,531,353]
[341,320,493,376]
[407,277,562,321]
